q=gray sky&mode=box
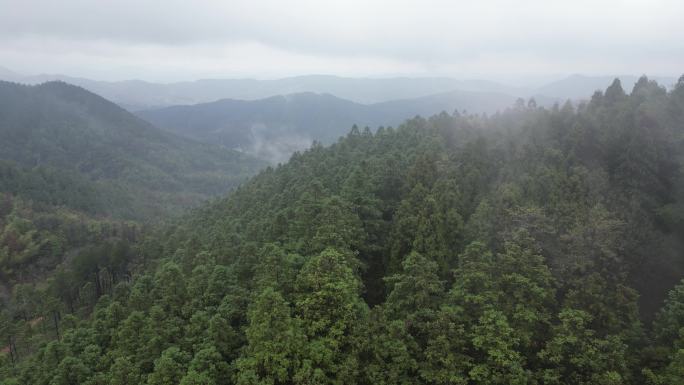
[0,0,682,82]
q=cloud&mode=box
[0,0,682,81]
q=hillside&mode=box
[0,80,264,289]
[137,90,522,162]
[0,81,265,219]
[2,76,684,384]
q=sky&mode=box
[0,0,682,83]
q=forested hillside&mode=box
[0,160,141,290]
[2,76,684,385]
[0,81,264,219]
[0,81,264,294]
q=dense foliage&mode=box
[2,76,684,384]
[0,80,263,303]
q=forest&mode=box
[0,80,264,290]
[0,81,264,220]
[1,75,684,385]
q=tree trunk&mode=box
[53,310,60,341]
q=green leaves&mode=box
[292,249,367,384]
[147,347,190,385]
[538,309,628,385]
[384,251,445,319]
[4,75,684,385]
[236,288,304,385]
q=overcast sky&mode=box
[0,0,682,83]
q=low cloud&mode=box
[0,0,682,81]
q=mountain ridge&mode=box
[136,89,543,162]
[0,80,265,219]
[6,70,676,110]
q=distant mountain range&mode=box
[0,70,523,109]
[0,67,676,111]
[137,90,533,162]
[136,73,680,163]
[0,81,264,219]
[2,68,678,164]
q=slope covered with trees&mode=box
[0,80,264,294]
[0,81,264,219]
[0,160,140,289]
[2,76,684,384]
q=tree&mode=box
[108,357,142,385]
[147,347,190,385]
[49,356,91,385]
[252,244,303,295]
[644,280,684,384]
[360,308,418,385]
[180,346,230,385]
[236,288,304,385]
[389,184,464,275]
[152,262,188,316]
[293,248,368,385]
[385,251,445,320]
[538,308,628,385]
[420,303,470,385]
[450,237,555,352]
[604,78,627,105]
[653,279,684,346]
[468,309,530,385]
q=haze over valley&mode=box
[3,68,678,163]
[2,1,684,384]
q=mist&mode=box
[3,1,684,384]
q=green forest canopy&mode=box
[2,76,684,384]
[0,80,265,290]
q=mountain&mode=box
[0,81,265,219]
[137,90,527,162]
[137,74,676,164]
[0,66,19,80]
[0,71,528,110]
[3,77,684,384]
[3,69,678,111]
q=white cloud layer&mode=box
[0,0,682,81]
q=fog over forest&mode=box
[1,1,684,385]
